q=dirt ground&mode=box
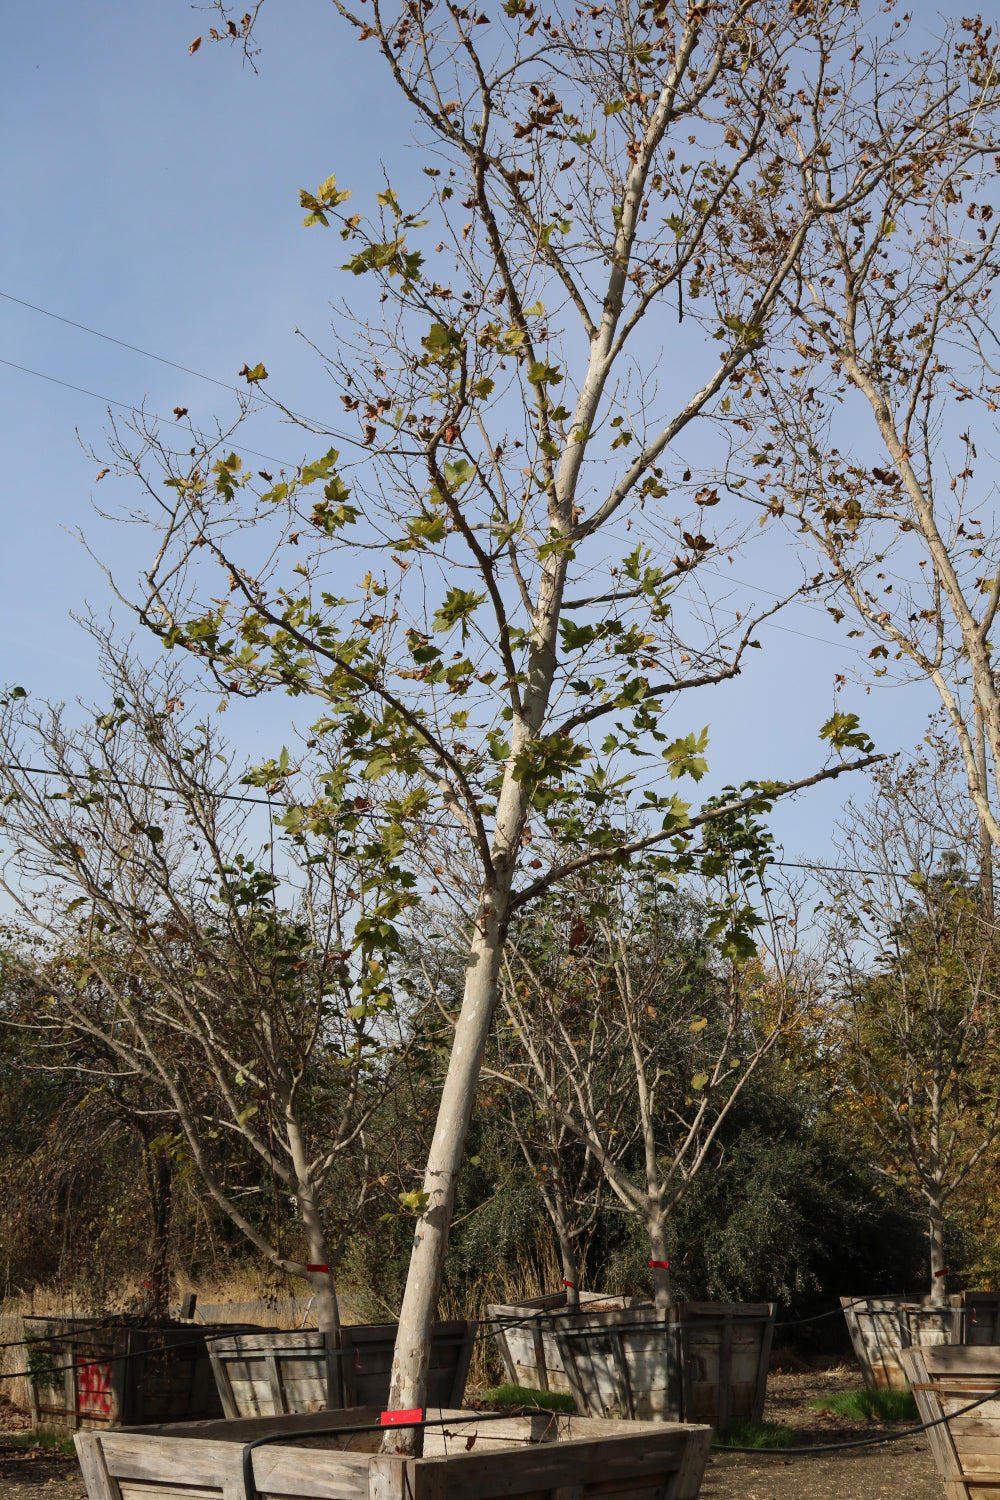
[703,1361,941,1500]
[0,1363,945,1500]
[0,1394,86,1500]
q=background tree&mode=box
[732,15,1000,896]
[0,645,427,1342]
[91,0,967,1429]
[486,814,824,1309]
[819,748,1000,1304]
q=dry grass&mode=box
[440,1232,563,1390]
[0,1268,331,1412]
[2,1232,570,1412]
[0,1313,29,1413]
[1,1285,92,1412]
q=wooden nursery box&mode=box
[900,1344,1000,1500]
[489,1294,773,1425]
[556,1301,773,1425]
[841,1296,965,1390]
[488,1291,644,1397]
[963,1294,1000,1348]
[73,1405,714,1500]
[208,1323,475,1417]
[23,1316,259,1437]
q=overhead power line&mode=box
[0,289,247,395]
[0,356,296,472]
[0,286,365,447]
[0,758,894,879]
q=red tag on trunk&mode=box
[381,1408,423,1426]
[562,1279,575,1289]
[307,1264,330,1273]
[649,1260,669,1269]
[934,1268,950,1278]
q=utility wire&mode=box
[0,356,295,473]
[0,760,900,878]
[0,288,363,449]
[0,289,927,671]
[0,289,252,397]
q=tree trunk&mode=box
[546,1127,581,1310]
[648,1217,672,1313]
[384,890,509,1450]
[553,1211,581,1311]
[144,1141,173,1320]
[976,707,994,922]
[928,1192,948,1307]
[384,414,564,1448]
[285,1112,342,1339]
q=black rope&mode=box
[713,1379,1000,1454]
[0,1295,967,1360]
[0,1332,228,1380]
[9,1315,1000,1478]
[241,1410,559,1500]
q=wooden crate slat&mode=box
[27,1318,257,1437]
[78,1409,712,1500]
[207,1325,472,1418]
[75,1433,123,1500]
[119,1488,220,1500]
[902,1343,1000,1500]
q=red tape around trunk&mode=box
[562,1279,575,1289]
[381,1408,423,1426]
[649,1260,669,1269]
[307,1264,330,1273]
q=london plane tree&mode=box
[84,0,986,1441]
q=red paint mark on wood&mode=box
[77,1359,113,1417]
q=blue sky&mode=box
[0,1,952,871]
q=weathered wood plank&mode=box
[208,1325,472,1418]
[75,1434,123,1500]
[905,1347,965,1495]
[118,1486,220,1500]
[902,1343,1000,1500]
[412,1428,701,1500]
[77,1409,711,1500]
[671,1427,713,1500]
[100,1435,243,1488]
[366,1456,406,1500]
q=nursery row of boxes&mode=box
[19,1288,1000,1500]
